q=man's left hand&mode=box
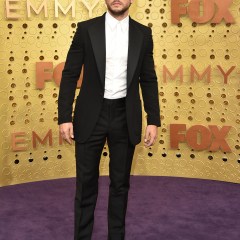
[144,125,158,147]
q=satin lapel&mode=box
[127,18,143,88]
[88,14,106,88]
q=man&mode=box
[58,0,160,239]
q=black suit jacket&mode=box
[58,13,160,145]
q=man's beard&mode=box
[107,2,131,17]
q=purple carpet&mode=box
[0,176,240,240]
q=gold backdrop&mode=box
[0,0,239,187]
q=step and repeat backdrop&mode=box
[0,0,239,186]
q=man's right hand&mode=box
[59,122,74,144]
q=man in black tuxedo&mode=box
[58,0,160,239]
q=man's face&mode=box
[105,0,133,17]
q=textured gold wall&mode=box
[0,0,239,186]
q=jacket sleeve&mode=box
[58,22,84,125]
[139,27,161,127]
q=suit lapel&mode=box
[88,15,143,89]
[127,18,143,88]
[88,14,106,88]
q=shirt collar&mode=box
[106,11,129,32]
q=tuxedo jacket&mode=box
[58,13,160,145]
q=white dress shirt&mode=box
[104,11,129,99]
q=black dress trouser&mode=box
[74,97,136,240]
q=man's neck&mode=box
[107,10,129,21]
